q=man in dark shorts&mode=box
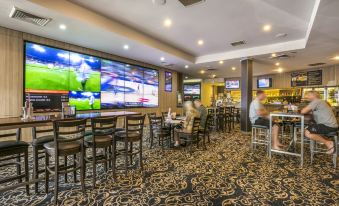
[249,90,284,150]
[301,91,338,154]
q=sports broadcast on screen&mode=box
[24,42,159,111]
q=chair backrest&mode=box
[203,114,212,132]
[91,116,117,138]
[0,128,21,142]
[149,116,162,131]
[53,118,87,145]
[191,117,201,135]
[217,107,225,114]
[125,115,146,139]
[32,125,54,140]
[207,109,215,114]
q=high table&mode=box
[0,111,141,193]
[269,112,305,167]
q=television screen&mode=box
[257,78,272,88]
[69,91,101,110]
[143,68,159,107]
[100,59,125,109]
[124,65,144,107]
[24,42,159,111]
[184,84,200,95]
[165,71,172,92]
[225,80,240,89]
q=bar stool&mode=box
[44,118,87,205]
[251,125,269,154]
[0,128,29,195]
[149,116,171,150]
[310,131,338,168]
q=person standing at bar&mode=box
[301,91,338,154]
[249,90,284,150]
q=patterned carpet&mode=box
[0,126,338,206]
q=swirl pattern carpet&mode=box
[0,127,338,205]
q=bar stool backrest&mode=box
[191,117,201,135]
[0,128,21,143]
[91,117,117,138]
[53,119,87,152]
[217,107,225,114]
[149,116,162,131]
[207,108,215,114]
[125,115,146,139]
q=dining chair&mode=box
[0,128,29,195]
[179,117,201,153]
[84,116,117,188]
[149,116,171,150]
[43,118,87,205]
[114,115,145,176]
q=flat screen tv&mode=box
[165,71,172,92]
[184,84,201,95]
[225,80,240,89]
[257,78,272,88]
[24,42,159,111]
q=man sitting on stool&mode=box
[301,91,338,154]
[250,90,284,150]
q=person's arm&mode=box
[301,100,317,114]
[257,108,269,117]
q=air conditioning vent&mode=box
[270,53,290,59]
[308,62,326,67]
[178,0,206,7]
[9,7,51,27]
[230,40,246,47]
[164,63,174,67]
[207,68,217,71]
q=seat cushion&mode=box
[43,141,81,156]
[0,140,29,150]
[252,125,268,129]
[115,131,142,142]
[85,135,112,145]
[32,135,54,146]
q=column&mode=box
[240,58,253,133]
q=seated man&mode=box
[193,99,207,128]
[250,90,284,150]
[174,101,200,147]
[301,91,338,154]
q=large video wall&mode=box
[24,42,159,111]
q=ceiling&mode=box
[0,0,338,78]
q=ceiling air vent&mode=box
[308,62,326,67]
[178,0,206,7]
[207,68,217,71]
[9,7,51,27]
[270,53,290,60]
[230,40,246,47]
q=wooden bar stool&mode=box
[0,128,29,195]
[84,116,117,188]
[43,118,87,205]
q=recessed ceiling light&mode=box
[197,40,204,46]
[212,74,216,78]
[59,24,66,30]
[185,76,188,79]
[123,44,129,50]
[200,70,205,74]
[277,67,283,73]
[332,55,339,60]
[271,53,277,57]
[163,18,172,27]
[185,65,189,69]
[219,60,224,64]
[126,64,130,67]
[262,24,271,32]
[232,67,236,71]
[275,62,280,66]
[160,57,165,61]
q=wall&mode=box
[0,26,181,118]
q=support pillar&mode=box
[240,58,253,133]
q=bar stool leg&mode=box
[24,149,29,195]
[333,136,338,168]
[32,146,39,193]
[54,156,59,205]
[251,127,255,151]
[44,151,49,194]
[310,140,315,164]
[64,156,68,183]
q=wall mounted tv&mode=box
[24,42,159,111]
[257,78,272,88]
[225,80,240,89]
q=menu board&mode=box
[291,70,322,87]
[291,71,307,87]
[307,70,322,86]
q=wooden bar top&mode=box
[0,111,141,129]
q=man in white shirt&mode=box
[301,91,338,154]
[250,90,284,150]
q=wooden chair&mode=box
[114,115,145,176]
[179,117,201,153]
[147,113,157,143]
[199,114,213,148]
[44,119,87,205]
[0,128,29,195]
[149,116,171,150]
[84,116,117,188]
